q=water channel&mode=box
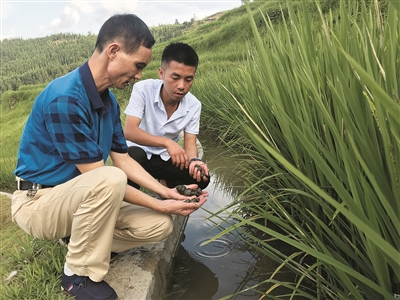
[164,135,300,300]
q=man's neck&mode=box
[161,98,179,119]
[88,52,111,93]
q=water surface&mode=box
[165,141,298,299]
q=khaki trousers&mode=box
[11,166,173,282]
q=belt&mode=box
[16,180,54,190]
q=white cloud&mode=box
[70,0,94,14]
[1,1,240,40]
[49,2,86,32]
[50,18,61,28]
[48,1,139,34]
[91,1,139,27]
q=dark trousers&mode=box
[127,146,210,190]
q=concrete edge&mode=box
[104,214,187,300]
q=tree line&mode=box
[0,19,203,94]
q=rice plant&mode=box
[197,0,399,298]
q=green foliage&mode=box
[1,236,68,299]
[0,86,45,189]
[0,33,97,93]
[198,0,399,298]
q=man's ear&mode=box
[108,43,120,60]
[158,67,164,79]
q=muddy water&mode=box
[164,138,298,300]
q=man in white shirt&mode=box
[124,42,210,190]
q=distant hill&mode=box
[0,0,341,94]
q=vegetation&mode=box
[0,34,97,93]
[0,195,68,299]
[197,0,399,299]
[1,0,398,299]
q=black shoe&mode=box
[59,236,118,262]
[62,271,117,300]
[110,251,118,262]
[59,236,71,247]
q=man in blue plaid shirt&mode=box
[11,14,207,300]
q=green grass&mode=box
[0,195,68,299]
[0,85,45,189]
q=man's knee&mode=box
[127,146,147,165]
[160,215,174,239]
[92,167,127,202]
[98,166,127,189]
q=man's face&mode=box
[158,61,196,102]
[109,45,152,89]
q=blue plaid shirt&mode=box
[14,62,128,186]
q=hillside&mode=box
[0,0,340,95]
[0,4,252,94]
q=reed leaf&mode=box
[198,0,399,297]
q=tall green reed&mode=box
[196,0,399,298]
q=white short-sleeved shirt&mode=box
[124,79,201,161]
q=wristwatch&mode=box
[189,158,202,163]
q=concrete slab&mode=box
[104,214,187,300]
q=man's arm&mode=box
[124,115,189,170]
[110,151,208,215]
[76,152,170,198]
[75,160,105,174]
[124,115,169,147]
[183,132,199,160]
[111,150,170,197]
[184,132,210,182]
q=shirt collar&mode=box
[79,61,111,116]
[154,81,163,107]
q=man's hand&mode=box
[189,160,210,182]
[161,184,208,216]
[160,195,207,216]
[165,183,208,200]
[165,139,189,170]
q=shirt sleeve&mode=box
[111,103,128,153]
[44,96,103,163]
[124,82,145,119]
[185,101,201,135]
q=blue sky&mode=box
[1,0,241,40]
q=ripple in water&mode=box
[188,237,233,260]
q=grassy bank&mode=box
[0,194,68,299]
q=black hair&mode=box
[161,42,199,69]
[95,14,155,54]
